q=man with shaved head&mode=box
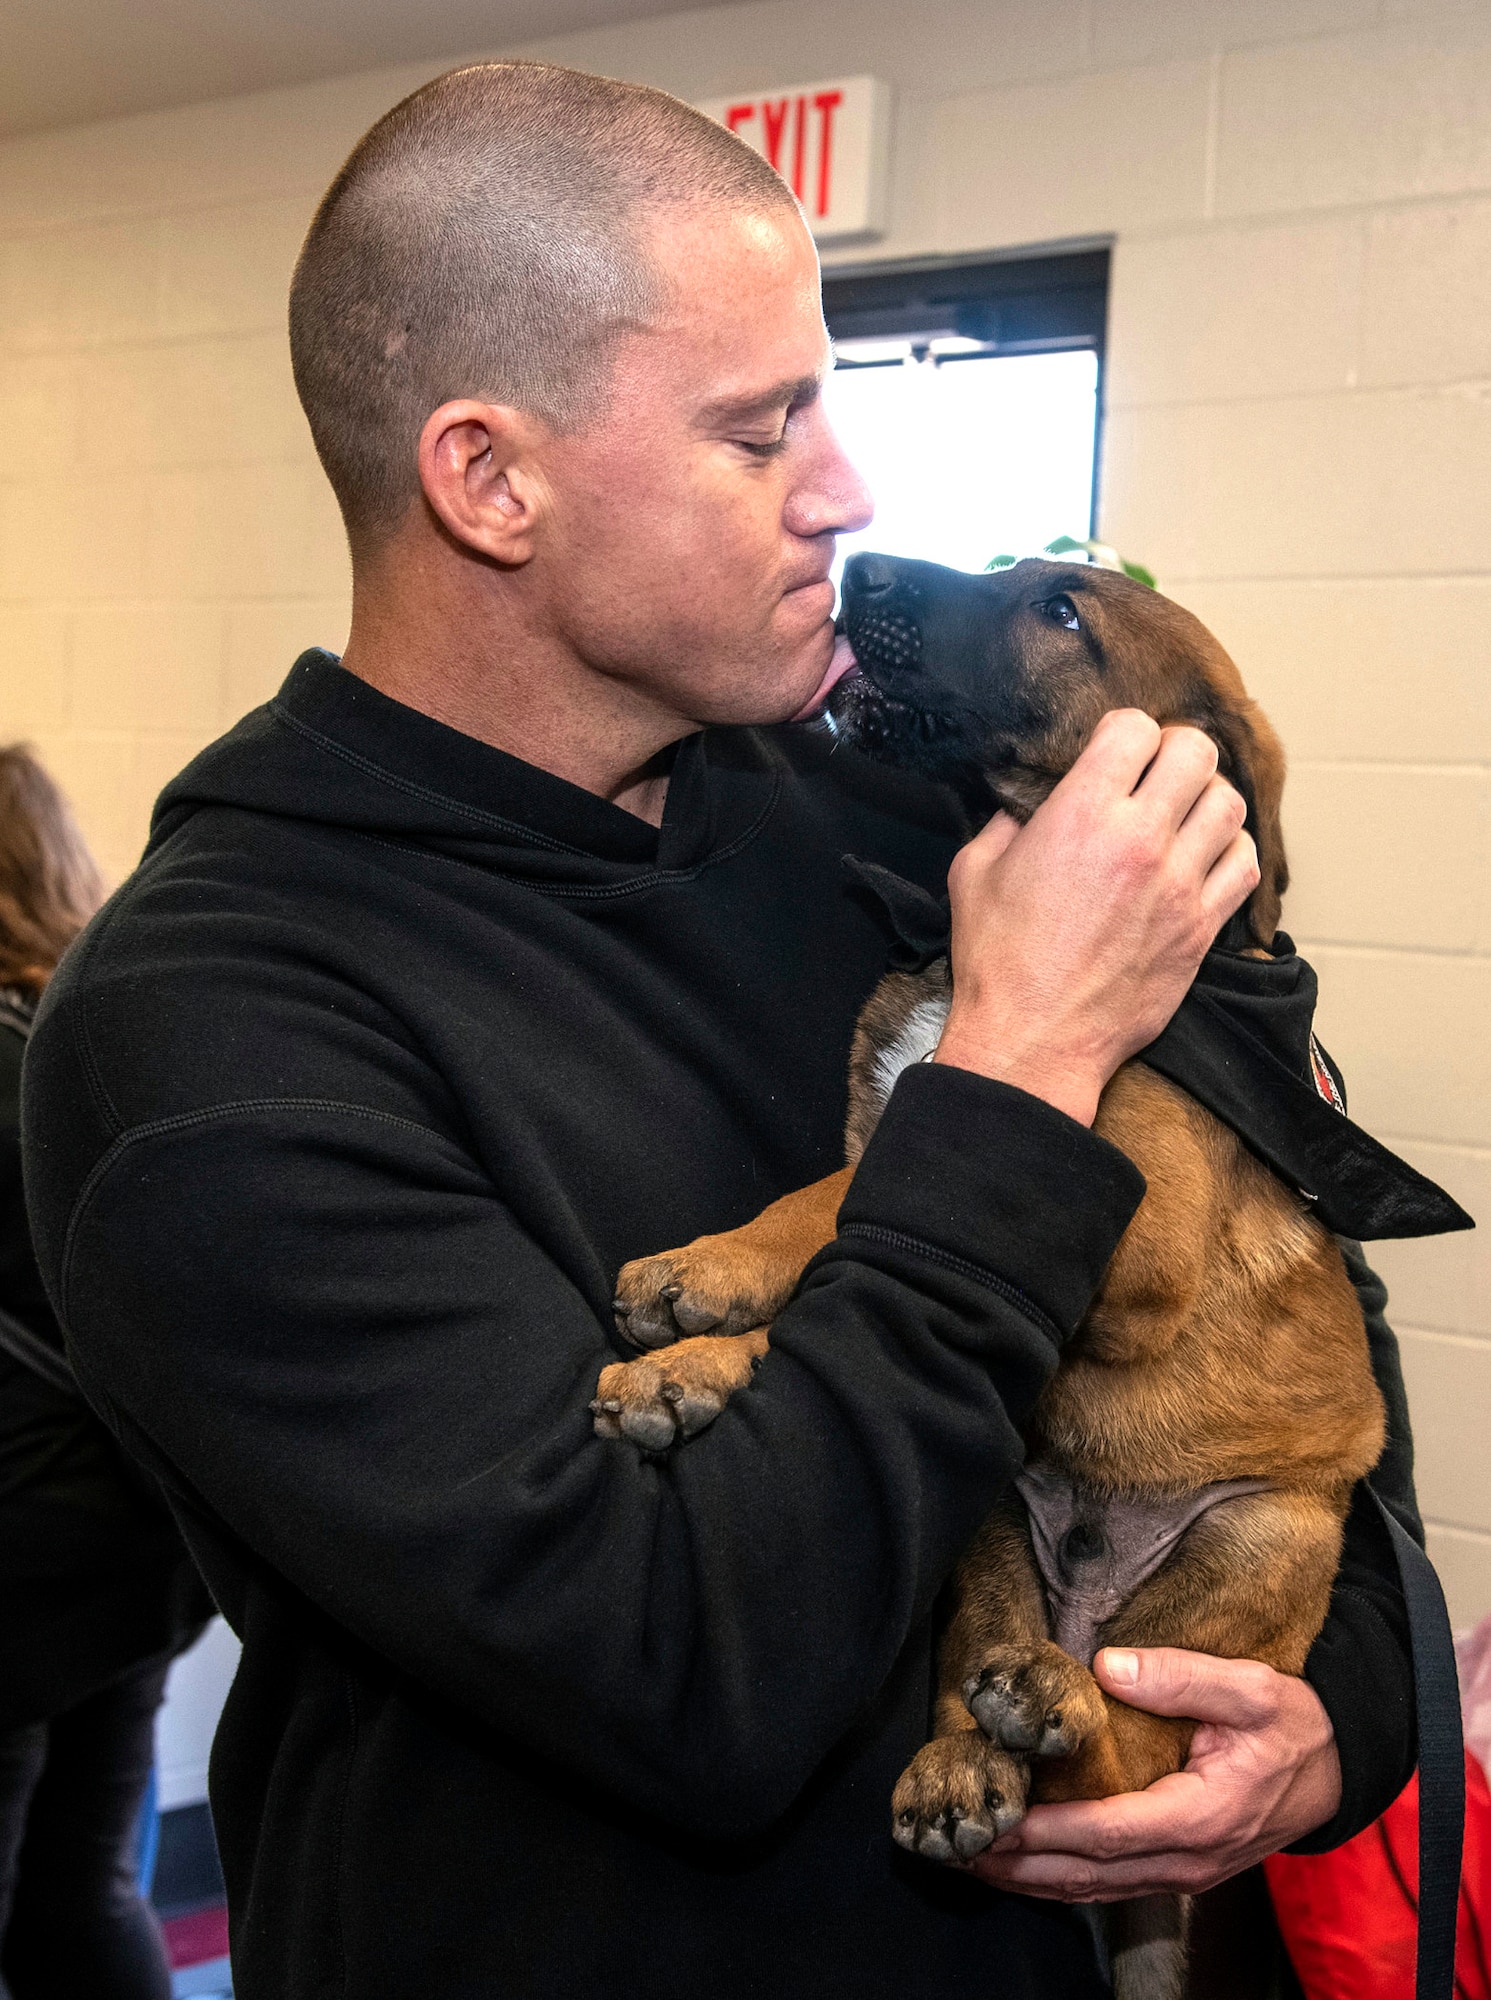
[24,61,1416,2000]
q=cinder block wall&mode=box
[1,0,1487,1619]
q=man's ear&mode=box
[418,399,548,565]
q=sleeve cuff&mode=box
[1291,1597,1417,1851]
[1289,1486,1418,1852]
[838,1061,1146,1339]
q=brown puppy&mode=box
[591,557,1423,1999]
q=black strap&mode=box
[0,1301,81,1400]
[1371,1490,1465,2000]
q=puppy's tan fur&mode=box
[599,570,1384,1999]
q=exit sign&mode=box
[697,75,892,245]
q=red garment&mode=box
[1265,1752,1491,1999]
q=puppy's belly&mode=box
[1015,1461,1272,1666]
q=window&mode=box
[820,249,1108,581]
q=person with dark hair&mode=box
[22,63,1417,2000]
[0,745,211,2000]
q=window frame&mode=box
[820,246,1111,535]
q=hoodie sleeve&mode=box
[32,1033,1142,1841]
[1289,1240,1420,1853]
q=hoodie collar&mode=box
[151,651,780,890]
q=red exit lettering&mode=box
[724,88,844,217]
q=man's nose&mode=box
[787,407,874,538]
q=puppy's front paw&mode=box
[891,1733,1029,1865]
[591,1331,767,1451]
[962,1644,1105,1758]
[612,1245,791,1350]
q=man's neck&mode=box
[339,563,690,829]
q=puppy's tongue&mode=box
[792,631,859,722]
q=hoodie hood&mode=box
[148,651,780,894]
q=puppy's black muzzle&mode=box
[840,551,924,679]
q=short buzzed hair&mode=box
[290,62,800,549]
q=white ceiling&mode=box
[0,0,735,140]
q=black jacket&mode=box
[0,999,207,1728]
[22,653,1418,1998]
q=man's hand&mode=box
[970,1646,1342,1902]
[935,710,1258,1125]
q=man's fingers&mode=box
[1031,704,1159,812]
[1199,828,1262,930]
[1174,771,1248,866]
[992,1771,1216,1860]
[957,808,1021,868]
[968,1658,1342,1906]
[1095,1646,1281,1728]
[1063,712,1217,823]
[972,1839,1238,1901]
[1061,707,1164,798]
[1131,724,1220,828]
[970,1773,1251,1901]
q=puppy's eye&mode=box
[1039,594,1081,632]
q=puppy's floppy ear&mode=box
[1104,583,1289,948]
[1214,699,1288,945]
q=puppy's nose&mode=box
[844,552,898,597]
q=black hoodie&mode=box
[21,653,1416,2000]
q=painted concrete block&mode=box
[1092,0,1376,68]
[1166,577,1491,767]
[1106,217,1364,410]
[511,0,1091,109]
[1379,0,1487,24]
[1371,1142,1491,1339]
[143,462,321,600]
[69,602,226,734]
[0,478,150,603]
[224,597,351,724]
[159,196,315,341]
[933,59,1212,252]
[0,353,86,477]
[1283,764,1486,954]
[1361,195,1491,388]
[1426,1521,1491,1629]
[1217,18,1491,216]
[29,728,141,885]
[0,218,162,349]
[0,60,438,233]
[1102,384,1491,582]
[1399,1327,1491,1533]
[0,604,69,735]
[300,470,353,602]
[88,336,308,470]
[1307,944,1491,1149]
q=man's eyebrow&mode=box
[695,374,824,428]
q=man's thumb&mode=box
[1093,1647,1280,1728]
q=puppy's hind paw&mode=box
[962,1644,1105,1758]
[891,1734,1029,1866]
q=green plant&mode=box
[985,536,1157,589]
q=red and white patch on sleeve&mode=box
[1309,1034,1346,1114]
